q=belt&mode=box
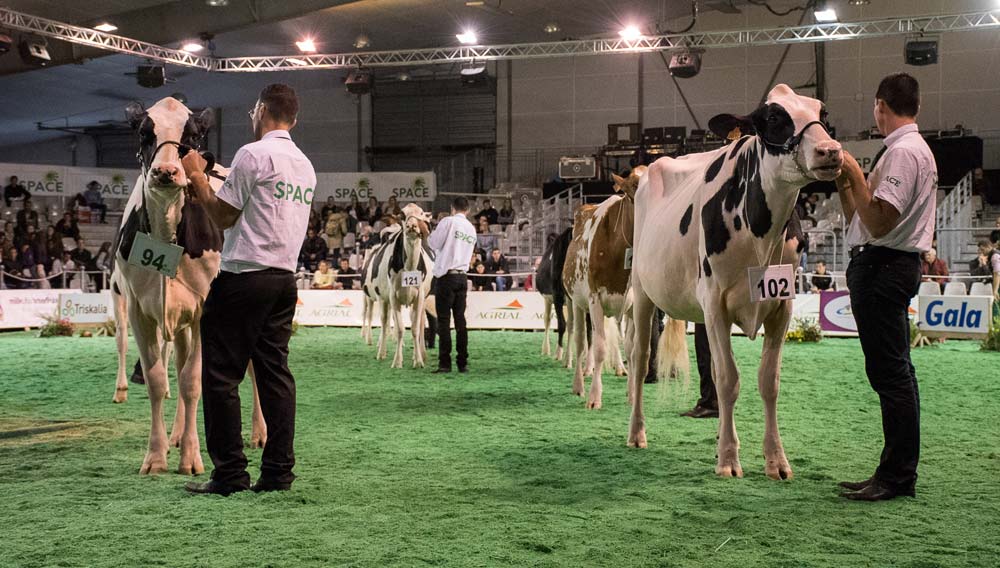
[849,244,919,261]
[446,269,466,275]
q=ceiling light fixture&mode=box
[456,30,478,44]
[543,22,560,34]
[181,42,204,52]
[205,0,229,6]
[354,33,370,49]
[296,38,316,53]
[814,3,838,23]
[848,0,870,5]
[618,25,642,41]
[94,22,118,33]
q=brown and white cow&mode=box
[627,85,842,480]
[562,168,648,409]
[111,97,265,474]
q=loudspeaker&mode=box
[607,123,641,146]
[136,65,166,88]
[642,127,665,145]
[0,33,12,55]
[346,69,372,95]
[905,40,938,66]
[18,37,50,66]
[669,50,701,79]
[559,156,597,180]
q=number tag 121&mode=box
[401,271,422,288]
[127,232,184,278]
[748,264,796,303]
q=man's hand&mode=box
[181,151,207,178]
[836,151,863,189]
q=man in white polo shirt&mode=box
[181,84,316,496]
[836,73,937,502]
[428,197,477,374]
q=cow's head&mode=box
[125,97,214,191]
[750,84,842,181]
[402,203,431,240]
[611,165,648,200]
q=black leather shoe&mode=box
[838,477,874,491]
[184,480,246,496]
[432,367,451,374]
[841,480,915,501]
[680,406,719,418]
[251,480,291,493]
[458,366,468,373]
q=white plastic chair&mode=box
[969,282,993,296]
[918,281,941,296]
[943,282,966,296]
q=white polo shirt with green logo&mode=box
[216,129,316,273]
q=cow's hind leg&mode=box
[376,303,390,360]
[571,302,588,396]
[249,362,267,449]
[627,284,655,447]
[174,326,204,475]
[705,303,743,478]
[585,299,607,409]
[410,297,425,368]
[112,290,129,403]
[560,297,572,368]
[542,295,553,356]
[760,303,794,480]
[132,309,169,475]
[391,301,405,369]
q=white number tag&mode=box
[748,264,796,303]
[401,270,422,288]
[624,247,633,270]
[127,232,183,278]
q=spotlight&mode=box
[814,3,838,23]
[905,38,938,66]
[618,25,642,41]
[456,30,478,44]
[668,49,703,79]
[345,68,373,95]
[354,33,370,49]
[543,22,560,34]
[296,38,316,53]
[460,61,487,85]
[181,42,204,52]
[848,0,870,5]
[18,37,50,66]
[205,0,229,6]
[286,57,309,66]
[136,65,165,88]
[397,71,412,81]
[94,22,118,32]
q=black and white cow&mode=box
[535,227,572,360]
[360,203,434,368]
[627,85,842,481]
[111,97,264,474]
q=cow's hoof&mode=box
[139,454,168,475]
[177,460,205,476]
[765,458,794,481]
[112,388,128,404]
[250,431,267,449]
[716,460,744,478]
[627,430,647,449]
[585,399,602,410]
[615,367,627,377]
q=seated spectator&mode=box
[325,207,349,259]
[2,247,26,288]
[811,261,833,291]
[363,197,382,224]
[14,222,37,250]
[497,198,515,226]
[311,260,335,290]
[3,176,30,207]
[348,196,365,223]
[16,199,39,232]
[300,228,328,271]
[70,238,95,271]
[469,262,494,291]
[970,239,1000,291]
[357,225,379,253]
[475,199,499,225]
[307,207,322,234]
[484,247,511,291]
[45,226,63,266]
[82,181,108,224]
[334,258,359,290]
[384,196,403,218]
[920,248,949,284]
[55,212,80,240]
[320,196,337,220]
[476,217,498,251]
[18,243,36,276]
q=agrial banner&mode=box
[0,162,138,201]
[314,172,436,204]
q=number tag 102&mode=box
[126,232,184,278]
[748,264,796,303]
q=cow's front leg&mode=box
[571,303,588,396]
[586,299,607,410]
[132,312,169,475]
[248,362,267,449]
[410,298,425,368]
[174,326,204,475]
[112,291,130,403]
[627,285,655,447]
[608,317,627,376]
[391,301,405,369]
[760,303,793,480]
[705,303,742,478]
[376,303,390,360]
[542,295,553,356]
[561,299,573,369]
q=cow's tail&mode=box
[656,317,690,387]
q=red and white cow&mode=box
[627,85,842,480]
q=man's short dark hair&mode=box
[492,248,500,253]
[452,197,469,212]
[259,83,299,124]
[876,73,920,117]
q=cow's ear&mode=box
[193,107,215,132]
[125,101,146,130]
[749,105,769,139]
[611,173,625,190]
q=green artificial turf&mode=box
[1,328,998,568]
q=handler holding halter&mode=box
[183,84,316,495]
[429,197,477,374]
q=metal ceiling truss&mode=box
[2,7,998,73]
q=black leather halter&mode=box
[760,120,831,153]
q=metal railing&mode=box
[0,268,109,291]
[296,269,540,291]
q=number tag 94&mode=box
[401,270,422,288]
[127,232,184,278]
[748,264,796,303]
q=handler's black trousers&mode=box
[201,269,298,488]
[693,323,718,410]
[435,273,468,370]
[847,247,921,491]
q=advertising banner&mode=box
[464,292,547,330]
[819,291,855,333]
[918,295,993,338]
[0,162,139,201]
[57,292,113,324]
[0,289,66,329]
[314,172,436,204]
